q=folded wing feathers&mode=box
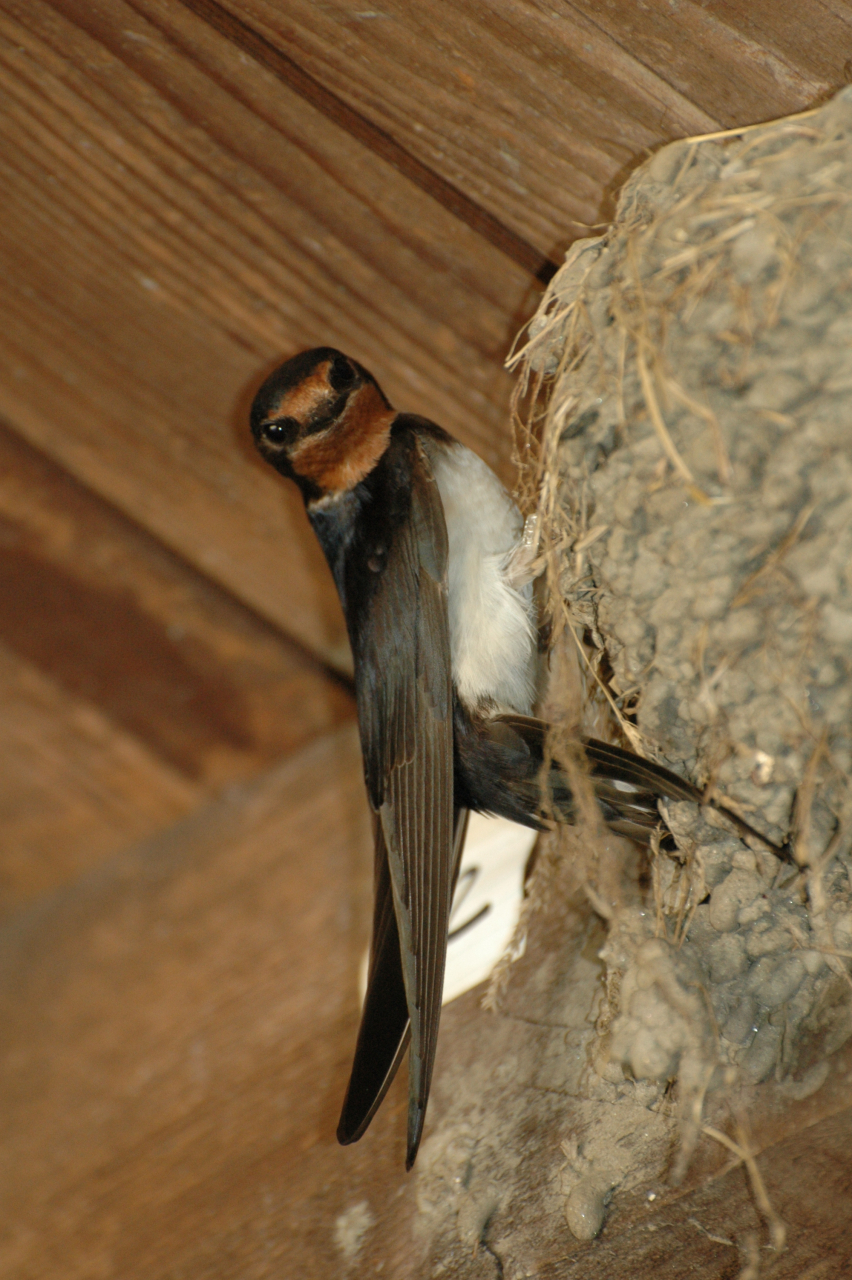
[373,441,453,1163]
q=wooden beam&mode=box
[209,0,718,258]
[0,640,197,914]
[217,0,850,257]
[570,0,852,128]
[0,0,534,667]
[173,0,556,281]
[0,422,354,910]
[0,726,413,1277]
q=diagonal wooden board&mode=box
[0,0,534,671]
[196,0,851,257]
[0,421,354,911]
[216,0,717,258]
[0,725,392,1279]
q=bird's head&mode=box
[251,348,396,501]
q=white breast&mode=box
[430,442,537,714]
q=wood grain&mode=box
[571,0,852,127]
[172,0,556,282]
[0,639,197,915]
[212,0,852,263]
[0,423,354,910]
[0,0,535,668]
[212,0,718,260]
[0,421,354,786]
[0,726,407,1279]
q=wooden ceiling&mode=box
[2,1,851,1274]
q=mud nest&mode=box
[508,88,852,1218]
[409,92,852,1272]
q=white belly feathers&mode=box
[430,442,537,715]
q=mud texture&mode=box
[396,91,852,1275]
[513,86,852,1118]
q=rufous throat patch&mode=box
[290,383,395,493]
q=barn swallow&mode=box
[250,348,784,1169]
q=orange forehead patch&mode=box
[290,382,395,493]
[273,362,333,421]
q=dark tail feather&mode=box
[584,732,787,856]
[455,709,786,859]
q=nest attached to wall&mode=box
[410,91,852,1273]
[506,88,852,1239]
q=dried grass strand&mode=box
[701,1123,786,1253]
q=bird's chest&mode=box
[430,444,536,714]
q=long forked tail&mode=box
[454,708,787,859]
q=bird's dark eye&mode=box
[328,356,356,393]
[261,416,297,443]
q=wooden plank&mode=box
[209,0,850,264]
[0,726,413,1279]
[208,0,718,259]
[0,423,354,909]
[570,0,852,129]
[174,0,555,282]
[197,0,851,257]
[0,0,534,668]
[0,641,198,914]
[0,422,354,784]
